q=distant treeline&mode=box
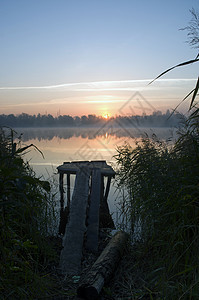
[0,110,184,128]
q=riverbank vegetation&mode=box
[0,110,181,128]
[0,128,59,299]
[114,9,199,299]
[115,113,199,298]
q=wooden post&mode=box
[59,173,64,210]
[58,173,66,235]
[67,173,70,208]
[99,175,115,229]
[104,175,112,202]
[100,174,104,206]
[77,231,129,300]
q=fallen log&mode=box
[77,231,128,300]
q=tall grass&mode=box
[114,114,199,298]
[0,127,58,299]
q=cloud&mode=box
[0,78,196,91]
[1,96,124,108]
[0,78,196,116]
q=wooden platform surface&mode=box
[58,160,116,275]
[59,169,90,274]
[86,168,101,252]
[57,160,115,176]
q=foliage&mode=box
[0,111,181,128]
[115,116,199,298]
[183,8,199,52]
[0,127,58,299]
[114,9,199,298]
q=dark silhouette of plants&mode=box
[114,9,199,299]
[150,9,199,111]
[0,127,57,299]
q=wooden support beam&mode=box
[58,174,70,235]
[99,175,115,229]
[104,175,112,202]
[59,169,90,275]
[58,173,66,235]
[67,173,70,208]
[86,168,101,252]
[77,231,129,300]
[59,173,64,210]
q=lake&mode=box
[17,126,176,228]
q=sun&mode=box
[103,113,109,119]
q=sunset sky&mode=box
[0,0,198,117]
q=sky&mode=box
[0,0,198,117]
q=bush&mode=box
[0,127,57,299]
[114,114,199,298]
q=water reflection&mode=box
[16,126,176,228]
[15,126,175,142]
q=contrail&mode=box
[0,78,196,91]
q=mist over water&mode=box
[17,126,177,142]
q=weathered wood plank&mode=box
[77,231,129,300]
[86,168,101,252]
[59,168,90,275]
[57,160,116,177]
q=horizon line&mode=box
[0,109,181,117]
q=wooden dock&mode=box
[57,160,116,275]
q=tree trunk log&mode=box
[77,231,128,300]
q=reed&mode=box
[113,10,199,297]
[114,113,199,298]
[0,127,58,299]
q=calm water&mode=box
[17,126,176,226]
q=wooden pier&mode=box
[57,160,116,275]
